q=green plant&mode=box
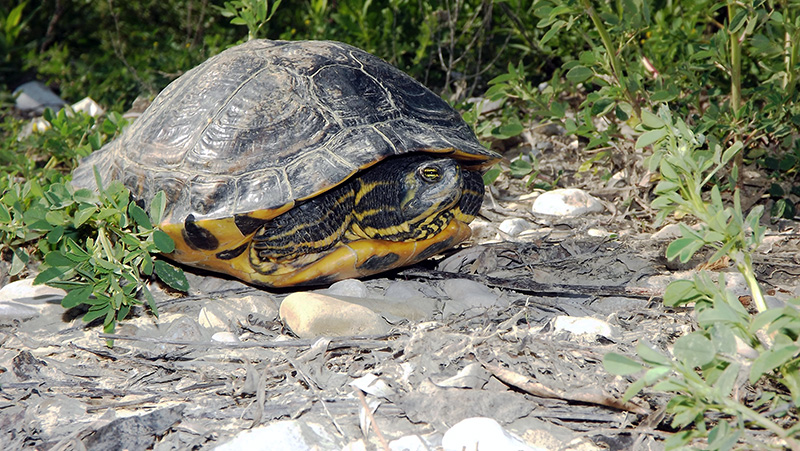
[1,174,189,340]
[604,106,800,449]
[0,107,187,339]
[1,2,29,62]
[0,107,125,274]
[643,106,765,312]
[217,0,282,41]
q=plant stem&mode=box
[727,1,745,178]
[783,0,798,97]
[581,0,641,120]
[97,227,119,265]
[722,396,800,450]
[736,254,767,313]
[728,1,742,116]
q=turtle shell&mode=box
[71,39,499,225]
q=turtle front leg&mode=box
[248,182,355,275]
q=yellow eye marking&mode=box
[420,167,440,182]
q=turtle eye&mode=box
[419,166,441,182]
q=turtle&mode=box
[71,39,501,288]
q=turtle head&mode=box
[351,154,475,241]
[399,157,462,225]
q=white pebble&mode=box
[552,316,615,338]
[531,188,604,217]
[211,332,240,343]
[389,434,433,451]
[442,417,544,451]
[215,420,336,451]
[498,218,533,237]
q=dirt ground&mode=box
[2,132,800,450]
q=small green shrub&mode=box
[604,106,800,449]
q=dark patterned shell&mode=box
[71,40,498,225]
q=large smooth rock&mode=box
[280,292,390,338]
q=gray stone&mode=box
[0,278,66,325]
[441,279,502,316]
[0,278,66,305]
[198,293,278,331]
[82,406,185,451]
[14,81,66,114]
[325,279,369,298]
[161,316,209,342]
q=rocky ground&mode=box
[2,131,799,450]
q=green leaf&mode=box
[653,179,679,194]
[614,104,629,121]
[636,341,671,366]
[496,122,524,138]
[482,166,501,185]
[509,158,533,178]
[140,253,154,275]
[0,203,10,222]
[128,203,152,229]
[82,304,111,323]
[153,229,175,253]
[653,378,688,393]
[721,141,742,165]
[154,260,189,292]
[590,98,615,117]
[565,66,593,83]
[73,204,97,228]
[88,132,102,150]
[709,324,737,355]
[650,88,678,102]
[61,285,93,309]
[6,3,26,29]
[713,362,740,398]
[708,421,740,450]
[643,365,671,384]
[45,210,66,226]
[635,128,668,149]
[750,345,800,383]
[663,430,693,449]
[673,333,715,368]
[621,377,648,403]
[142,286,159,317]
[117,304,131,321]
[665,237,704,263]
[45,251,75,267]
[547,101,565,118]
[46,225,65,244]
[35,266,70,284]
[640,110,665,128]
[149,191,167,225]
[603,352,644,375]
[10,249,28,276]
[751,308,786,332]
